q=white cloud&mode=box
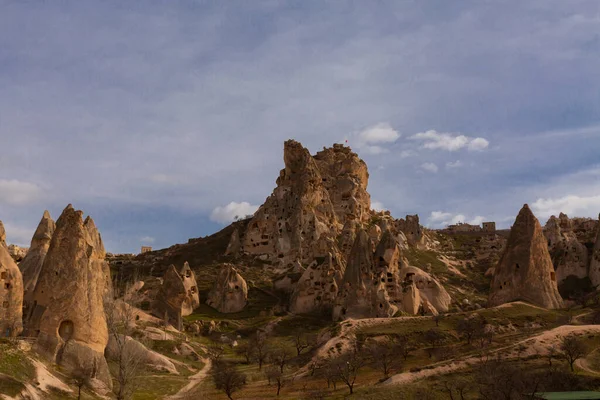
[446,160,462,169]
[353,123,400,154]
[531,194,600,219]
[371,200,385,211]
[140,236,155,244]
[427,211,486,228]
[210,201,259,224]
[410,130,489,152]
[400,150,416,158]
[420,162,439,173]
[468,137,490,151]
[0,180,43,205]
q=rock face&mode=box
[590,214,600,287]
[398,266,451,314]
[20,211,55,315]
[0,241,24,337]
[544,214,588,283]
[225,228,241,256]
[488,205,563,309]
[396,215,424,247]
[289,253,343,314]
[106,335,178,374]
[206,264,248,313]
[0,220,5,247]
[333,230,397,320]
[152,265,188,330]
[179,262,200,316]
[24,205,112,387]
[8,245,27,262]
[242,141,371,267]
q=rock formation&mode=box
[225,228,241,256]
[0,220,5,247]
[19,210,55,315]
[333,230,397,320]
[590,214,600,287]
[242,141,371,267]
[398,266,451,314]
[206,264,248,313]
[8,245,27,262]
[0,240,24,337]
[544,214,588,283]
[179,262,200,316]
[106,335,178,374]
[289,253,344,314]
[488,204,563,309]
[152,265,188,330]
[24,205,112,387]
[396,215,424,247]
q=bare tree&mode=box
[456,316,482,345]
[207,342,226,363]
[293,331,311,356]
[265,366,287,396]
[559,334,587,372]
[70,366,92,400]
[433,314,444,327]
[367,337,402,379]
[211,361,247,400]
[272,348,291,373]
[105,299,144,400]
[251,334,270,370]
[442,378,470,400]
[424,328,444,357]
[234,342,254,364]
[331,347,365,395]
[392,334,413,360]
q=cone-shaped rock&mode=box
[589,214,600,287]
[0,220,6,247]
[180,262,200,316]
[25,205,112,387]
[544,214,588,283]
[488,204,563,309]
[0,240,24,336]
[206,264,248,313]
[152,265,187,330]
[225,228,241,256]
[20,211,55,313]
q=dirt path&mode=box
[385,325,600,386]
[166,357,212,399]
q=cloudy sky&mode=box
[1,1,599,253]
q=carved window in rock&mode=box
[58,320,74,341]
[185,270,192,278]
[2,301,8,308]
[0,272,6,280]
[190,286,197,294]
[550,271,556,282]
[4,283,11,290]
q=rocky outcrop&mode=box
[242,141,372,267]
[590,214,600,287]
[0,220,6,247]
[179,262,200,316]
[544,214,588,283]
[24,205,112,388]
[289,252,344,314]
[396,215,424,247]
[206,264,248,313]
[488,205,563,309]
[152,265,187,330]
[225,228,241,256]
[0,241,24,337]
[8,245,27,262]
[106,335,178,374]
[312,144,371,225]
[20,211,55,314]
[398,266,451,314]
[333,230,397,320]
[242,140,340,267]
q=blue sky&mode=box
[1,1,599,253]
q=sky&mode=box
[1,1,599,253]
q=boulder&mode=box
[398,265,451,314]
[0,239,24,336]
[106,334,178,374]
[488,204,563,309]
[19,210,55,315]
[24,205,112,388]
[225,228,241,256]
[206,264,248,313]
[152,265,187,330]
[7,245,27,262]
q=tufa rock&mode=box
[24,205,112,388]
[289,252,344,314]
[0,220,5,247]
[206,264,248,313]
[488,205,563,309]
[152,265,187,330]
[589,214,600,287]
[225,228,241,256]
[0,240,24,336]
[544,214,588,283]
[396,215,424,247]
[106,335,178,374]
[8,245,28,262]
[398,266,451,314]
[20,211,55,315]
[179,262,200,316]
